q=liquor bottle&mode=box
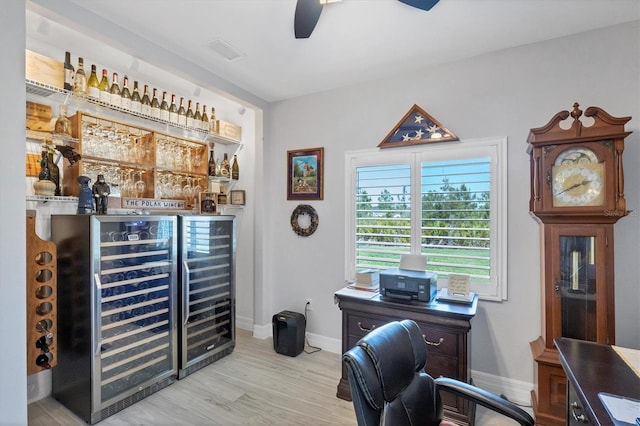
[121,76,132,111]
[232,154,239,180]
[177,97,187,126]
[208,150,216,177]
[63,51,74,91]
[201,105,209,132]
[194,102,202,130]
[150,88,161,119]
[140,84,151,116]
[98,69,110,103]
[160,91,170,121]
[221,153,230,177]
[168,94,178,124]
[72,57,87,95]
[109,72,121,108]
[186,100,194,128]
[87,64,100,99]
[130,80,142,113]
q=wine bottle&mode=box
[87,64,100,99]
[72,57,87,95]
[35,352,53,369]
[208,150,216,177]
[194,102,202,130]
[98,68,110,103]
[201,104,209,132]
[232,154,239,180]
[168,94,178,124]
[177,97,187,126]
[109,72,121,108]
[121,76,132,110]
[130,80,142,113]
[160,91,170,121]
[186,100,194,128]
[140,84,151,116]
[151,88,161,119]
[221,153,230,177]
[209,107,217,134]
[63,51,74,91]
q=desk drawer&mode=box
[418,326,459,358]
[346,314,390,339]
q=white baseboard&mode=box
[470,369,534,411]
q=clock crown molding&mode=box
[527,102,632,146]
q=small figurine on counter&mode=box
[77,176,94,214]
[92,174,110,215]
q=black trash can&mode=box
[272,310,306,357]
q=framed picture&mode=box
[287,147,324,200]
[198,192,217,214]
[230,189,246,205]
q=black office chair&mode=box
[342,320,535,426]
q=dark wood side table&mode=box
[555,337,640,425]
[335,290,478,425]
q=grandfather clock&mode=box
[527,103,632,426]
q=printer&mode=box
[379,268,438,303]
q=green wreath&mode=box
[290,204,319,237]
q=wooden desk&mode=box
[335,290,477,425]
[555,338,640,425]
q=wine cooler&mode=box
[51,214,178,424]
[177,215,236,379]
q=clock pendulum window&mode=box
[526,102,632,426]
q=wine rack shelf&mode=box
[26,210,58,375]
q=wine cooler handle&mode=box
[94,273,103,357]
[182,261,190,326]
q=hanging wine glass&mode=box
[135,170,146,198]
[183,176,193,207]
[122,170,134,198]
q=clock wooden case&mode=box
[527,103,632,426]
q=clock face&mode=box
[554,147,599,166]
[552,163,605,207]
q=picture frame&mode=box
[230,189,246,205]
[287,147,324,200]
[198,192,217,214]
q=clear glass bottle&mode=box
[54,104,71,136]
[72,57,87,95]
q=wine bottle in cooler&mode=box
[87,64,100,99]
[73,57,87,95]
[63,51,74,91]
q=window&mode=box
[345,137,507,300]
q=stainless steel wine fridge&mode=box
[51,214,178,424]
[177,215,236,379]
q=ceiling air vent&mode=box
[206,39,245,62]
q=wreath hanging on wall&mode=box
[290,204,319,237]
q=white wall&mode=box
[263,21,640,389]
[0,0,28,424]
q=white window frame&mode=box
[345,136,508,301]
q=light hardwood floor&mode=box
[28,329,521,425]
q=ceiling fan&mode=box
[294,0,441,39]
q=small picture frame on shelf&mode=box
[217,193,228,206]
[198,192,217,215]
[230,190,246,205]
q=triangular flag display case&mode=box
[378,104,458,149]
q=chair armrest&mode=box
[434,377,534,426]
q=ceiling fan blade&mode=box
[295,0,324,39]
[397,0,440,11]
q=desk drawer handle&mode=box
[423,336,444,346]
[570,401,588,423]
[357,322,376,332]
